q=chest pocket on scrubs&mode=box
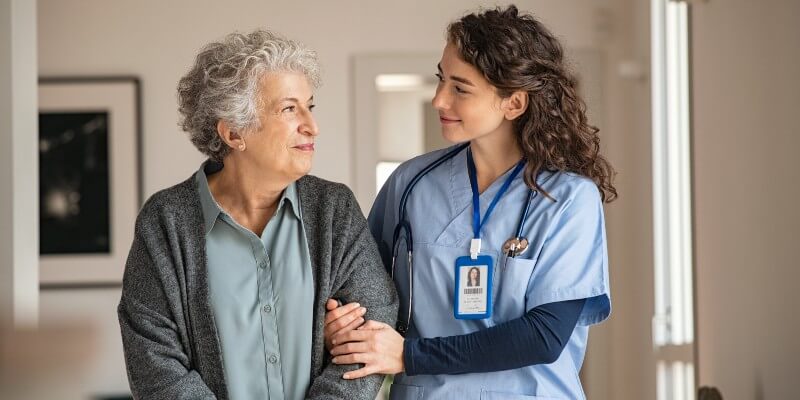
[493,256,537,323]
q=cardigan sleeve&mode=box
[118,220,218,400]
[305,184,399,400]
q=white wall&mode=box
[37,1,652,398]
[1,0,38,328]
[692,1,800,399]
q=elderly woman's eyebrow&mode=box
[276,96,315,104]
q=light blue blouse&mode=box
[196,166,313,400]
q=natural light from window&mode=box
[652,0,695,399]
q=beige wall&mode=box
[378,89,430,161]
[582,0,656,399]
[38,288,126,396]
[424,101,450,153]
[38,0,609,196]
[36,0,652,398]
[692,1,800,399]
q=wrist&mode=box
[401,337,416,375]
[399,338,406,373]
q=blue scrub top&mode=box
[368,146,611,400]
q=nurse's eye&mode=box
[308,104,316,112]
[435,73,444,82]
[454,85,468,94]
[281,105,296,113]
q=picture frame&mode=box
[38,77,142,288]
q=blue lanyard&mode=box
[466,148,525,257]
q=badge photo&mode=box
[454,254,493,319]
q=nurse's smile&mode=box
[439,115,461,125]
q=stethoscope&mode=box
[390,143,536,333]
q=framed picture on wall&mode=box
[38,77,142,288]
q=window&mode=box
[376,161,401,194]
[651,0,695,399]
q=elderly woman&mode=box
[117,30,398,400]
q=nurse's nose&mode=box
[432,83,450,111]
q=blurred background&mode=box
[1,0,798,399]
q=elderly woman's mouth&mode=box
[293,143,315,151]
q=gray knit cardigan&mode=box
[118,171,399,399]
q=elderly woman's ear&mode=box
[216,120,246,151]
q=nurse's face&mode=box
[243,71,319,182]
[432,42,509,144]
[469,268,478,281]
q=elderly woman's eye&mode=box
[282,105,296,113]
[309,104,316,112]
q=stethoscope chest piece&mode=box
[502,237,529,257]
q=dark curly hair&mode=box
[447,5,617,202]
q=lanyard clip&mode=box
[470,238,481,259]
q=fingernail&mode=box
[332,357,338,363]
[343,373,350,379]
[360,307,367,313]
[354,303,360,307]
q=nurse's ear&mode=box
[501,90,528,121]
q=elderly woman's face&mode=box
[245,71,318,181]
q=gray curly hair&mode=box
[177,29,321,161]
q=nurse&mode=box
[325,5,616,399]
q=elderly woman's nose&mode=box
[301,111,319,136]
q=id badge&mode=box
[454,255,493,319]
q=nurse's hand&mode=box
[323,299,367,350]
[329,320,405,379]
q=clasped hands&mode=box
[323,299,405,379]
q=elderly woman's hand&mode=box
[323,299,367,350]
[329,320,405,379]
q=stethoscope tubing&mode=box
[390,142,536,333]
[391,143,469,333]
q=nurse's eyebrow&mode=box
[437,63,475,87]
